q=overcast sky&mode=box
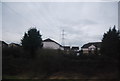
[1,1,118,47]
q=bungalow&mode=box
[64,46,70,51]
[43,38,64,50]
[71,46,79,56]
[81,42,101,55]
[63,46,71,54]
[71,46,79,52]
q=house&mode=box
[81,42,101,55]
[64,46,70,51]
[43,38,64,50]
[71,46,80,56]
[0,41,8,48]
[63,46,71,54]
[71,46,79,52]
[8,43,21,48]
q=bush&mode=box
[36,49,64,74]
[2,47,119,79]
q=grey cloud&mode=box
[2,2,118,47]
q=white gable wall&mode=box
[88,45,96,49]
[43,42,63,50]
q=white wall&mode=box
[81,48,89,54]
[82,48,88,51]
[43,42,63,50]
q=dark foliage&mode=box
[2,47,119,79]
[21,28,43,58]
[101,25,120,59]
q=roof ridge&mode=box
[88,42,101,43]
[81,42,101,48]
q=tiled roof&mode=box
[63,46,70,49]
[81,42,101,48]
[71,46,79,49]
